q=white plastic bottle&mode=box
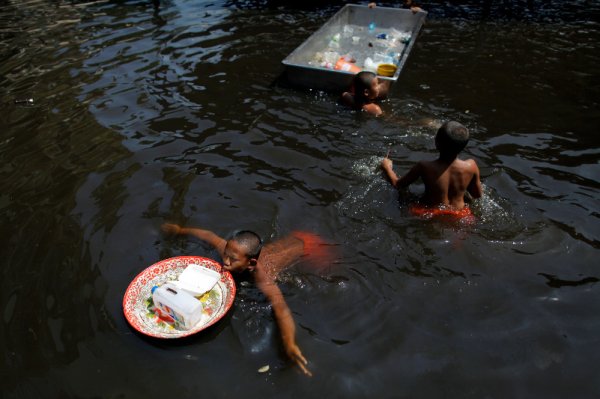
[363,57,377,72]
[152,283,203,329]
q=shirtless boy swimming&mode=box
[380,121,483,216]
[161,224,335,376]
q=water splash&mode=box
[350,155,383,180]
[470,183,527,240]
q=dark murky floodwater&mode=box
[1,0,599,397]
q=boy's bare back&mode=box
[258,235,304,278]
[411,158,482,209]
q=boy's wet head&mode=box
[222,230,263,273]
[354,71,379,103]
[435,121,469,158]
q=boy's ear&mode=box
[247,258,257,271]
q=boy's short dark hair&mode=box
[231,230,263,259]
[436,121,469,157]
[354,71,376,104]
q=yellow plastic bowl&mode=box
[377,63,397,77]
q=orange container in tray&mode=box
[334,57,362,74]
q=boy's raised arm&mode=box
[161,223,227,256]
[255,268,312,377]
[396,162,422,188]
[381,157,400,187]
[381,158,421,188]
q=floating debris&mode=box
[14,98,34,105]
[258,365,270,373]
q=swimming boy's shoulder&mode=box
[416,159,438,172]
[452,157,480,171]
[362,102,382,116]
[420,158,477,177]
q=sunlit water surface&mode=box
[1,1,598,398]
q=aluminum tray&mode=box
[282,4,427,92]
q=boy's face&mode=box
[222,239,255,273]
[366,77,380,99]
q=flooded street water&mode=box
[1,1,599,398]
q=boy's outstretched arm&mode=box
[381,157,421,188]
[381,157,400,187]
[340,91,355,107]
[255,268,312,377]
[161,223,227,256]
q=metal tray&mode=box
[282,4,427,92]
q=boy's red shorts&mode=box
[409,204,474,220]
[291,231,338,270]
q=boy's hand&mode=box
[161,223,181,235]
[285,343,312,377]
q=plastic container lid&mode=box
[174,264,221,296]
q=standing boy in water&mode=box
[341,71,390,116]
[380,121,483,216]
[161,224,336,376]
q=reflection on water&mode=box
[1,0,599,398]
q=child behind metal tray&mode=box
[341,71,390,116]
